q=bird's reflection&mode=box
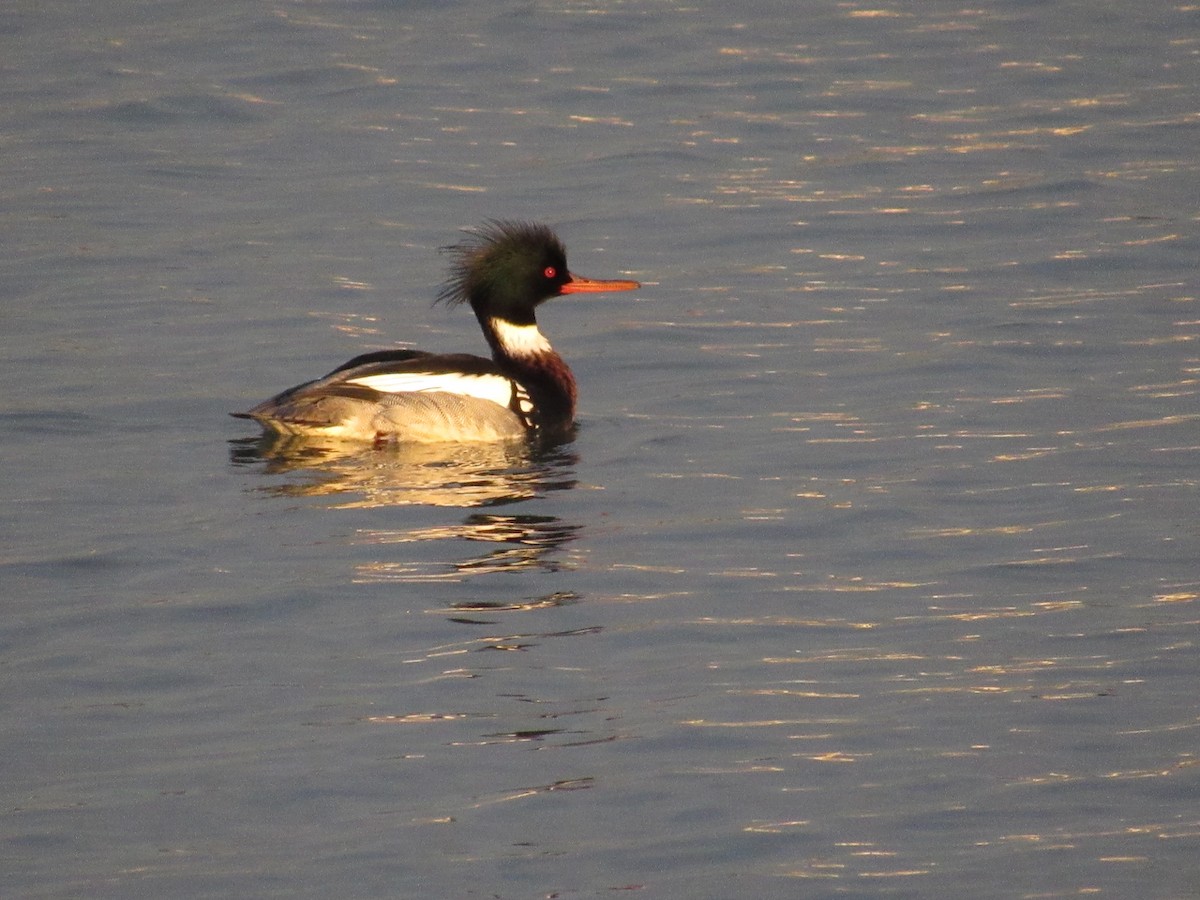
[445,590,580,623]
[228,432,578,509]
[355,513,582,581]
[229,433,583,580]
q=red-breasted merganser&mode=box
[234,220,640,443]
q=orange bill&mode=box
[560,272,641,294]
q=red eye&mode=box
[543,266,557,279]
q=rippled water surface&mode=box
[4,1,1199,897]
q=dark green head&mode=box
[437,220,573,325]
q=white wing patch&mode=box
[347,371,515,408]
[514,388,535,417]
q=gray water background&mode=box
[3,1,1199,897]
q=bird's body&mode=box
[234,221,639,444]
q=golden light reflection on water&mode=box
[204,24,1200,893]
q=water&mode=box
[4,1,1199,897]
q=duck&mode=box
[233,220,640,444]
